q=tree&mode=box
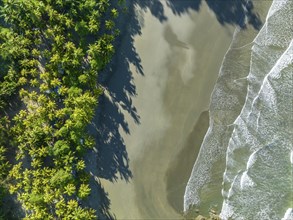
[1,0,122,218]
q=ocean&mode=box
[184,0,293,219]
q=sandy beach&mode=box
[97,1,234,219]
[183,0,273,217]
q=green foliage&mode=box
[78,183,91,199]
[0,0,122,218]
[50,169,73,187]
[29,193,44,205]
[64,183,76,196]
[0,114,15,218]
[52,140,70,156]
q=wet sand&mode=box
[183,0,273,217]
[99,1,233,219]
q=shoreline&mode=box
[98,1,234,219]
[184,0,274,217]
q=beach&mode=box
[184,0,274,217]
[98,1,234,219]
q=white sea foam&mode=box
[184,0,293,218]
[240,171,255,190]
[282,208,293,220]
[184,1,272,212]
[220,0,293,217]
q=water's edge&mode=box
[184,0,293,219]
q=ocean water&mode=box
[184,0,293,219]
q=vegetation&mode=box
[0,0,122,218]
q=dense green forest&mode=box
[0,0,122,219]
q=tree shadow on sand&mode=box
[167,0,262,30]
[205,0,262,30]
[87,0,263,219]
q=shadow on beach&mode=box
[0,0,263,219]
[87,0,263,219]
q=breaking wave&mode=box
[184,0,293,219]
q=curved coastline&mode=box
[221,0,293,216]
[99,1,234,218]
[184,0,273,215]
[184,0,293,219]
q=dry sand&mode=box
[99,1,233,219]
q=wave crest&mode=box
[184,0,293,219]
